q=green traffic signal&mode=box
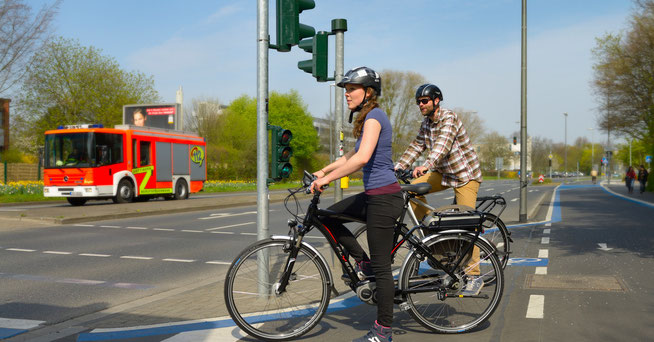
[298,31,329,82]
[275,0,316,52]
[268,125,293,181]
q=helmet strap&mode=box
[349,86,369,123]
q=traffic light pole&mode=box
[256,0,270,295]
[519,0,528,223]
[333,19,346,203]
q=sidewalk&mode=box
[600,180,654,207]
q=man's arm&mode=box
[395,123,426,170]
[423,116,457,170]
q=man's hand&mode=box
[412,166,428,178]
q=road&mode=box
[2,180,652,341]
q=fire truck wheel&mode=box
[67,198,87,206]
[174,179,189,200]
[115,179,135,203]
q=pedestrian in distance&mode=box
[625,166,636,193]
[311,66,403,342]
[394,83,485,296]
[638,165,649,194]
[591,169,598,184]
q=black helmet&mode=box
[415,83,443,102]
[337,66,382,97]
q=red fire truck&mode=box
[43,124,206,206]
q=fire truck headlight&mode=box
[85,188,93,193]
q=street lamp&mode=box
[563,112,568,179]
[587,127,594,171]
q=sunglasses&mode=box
[416,98,431,105]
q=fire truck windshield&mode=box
[44,132,123,168]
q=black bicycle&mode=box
[223,171,503,340]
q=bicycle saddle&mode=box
[400,182,431,195]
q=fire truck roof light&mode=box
[57,124,104,129]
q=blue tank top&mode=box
[354,108,397,191]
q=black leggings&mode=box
[319,191,403,327]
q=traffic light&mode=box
[298,31,329,82]
[269,125,293,181]
[513,136,517,145]
[275,0,316,52]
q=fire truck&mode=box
[43,124,206,206]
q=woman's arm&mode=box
[314,150,355,177]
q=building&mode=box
[312,116,356,161]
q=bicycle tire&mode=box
[480,213,510,280]
[399,233,504,333]
[224,239,331,341]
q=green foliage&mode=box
[14,37,160,152]
[207,90,319,180]
[0,147,25,163]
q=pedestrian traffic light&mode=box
[298,31,329,82]
[513,136,517,145]
[274,0,316,52]
[269,124,293,181]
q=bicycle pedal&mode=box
[398,302,411,311]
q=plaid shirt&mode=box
[395,107,483,188]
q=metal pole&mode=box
[629,139,632,166]
[256,0,270,294]
[607,96,611,185]
[519,0,527,222]
[332,19,347,203]
[329,84,334,162]
[563,112,568,181]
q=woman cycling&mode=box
[312,66,403,342]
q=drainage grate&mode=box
[525,274,626,292]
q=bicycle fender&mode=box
[270,235,334,287]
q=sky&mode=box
[29,0,636,145]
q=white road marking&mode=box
[120,256,154,260]
[100,225,121,228]
[485,188,494,191]
[6,248,35,252]
[153,228,175,231]
[163,258,195,263]
[444,196,454,200]
[74,224,95,227]
[0,317,45,330]
[545,223,551,227]
[79,253,111,257]
[126,226,148,230]
[205,261,231,265]
[541,237,550,244]
[543,229,551,234]
[526,295,545,319]
[538,249,548,258]
[199,211,257,220]
[240,233,257,236]
[511,198,519,202]
[210,231,235,234]
[535,267,547,275]
[206,222,256,231]
[43,251,72,255]
[181,230,203,233]
[597,243,613,251]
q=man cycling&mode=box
[394,83,484,295]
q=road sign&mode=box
[602,157,608,165]
[548,154,553,160]
[646,155,652,163]
[538,174,544,183]
[495,157,503,170]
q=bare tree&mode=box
[477,131,512,171]
[0,0,60,96]
[452,108,484,144]
[184,97,224,144]
[378,70,426,160]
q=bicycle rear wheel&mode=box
[399,233,503,333]
[224,239,331,341]
[481,213,510,270]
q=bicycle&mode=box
[354,170,512,273]
[224,171,503,340]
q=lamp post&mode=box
[587,127,594,171]
[563,112,568,180]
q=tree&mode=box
[210,90,319,180]
[592,0,654,157]
[530,136,554,175]
[184,97,224,144]
[0,0,60,96]
[452,108,484,144]
[13,37,160,153]
[378,70,426,160]
[477,131,512,171]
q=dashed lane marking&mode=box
[543,228,551,234]
[526,295,545,319]
[120,256,154,260]
[43,251,72,255]
[100,225,121,228]
[126,226,148,230]
[541,237,550,244]
[538,249,548,258]
[535,267,547,275]
[5,248,35,252]
[511,198,519,202]
[79,253,111,257]
[153,228,175,231]
[181,230,203,233]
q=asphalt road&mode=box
[9,180,652,341]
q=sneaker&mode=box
[352,321,392,342]
[342,260,375,282]
[462,276,484,296]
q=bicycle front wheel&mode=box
[399,233,504,333]
[224,239,331,341]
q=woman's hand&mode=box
[311,176,330,193]
[313,169,326,178]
